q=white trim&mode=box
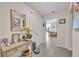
[37,42,44,47]
[57,44,72,51]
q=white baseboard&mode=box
[57,44,72,51]
[37,42,44,47]
[65,47,72,51]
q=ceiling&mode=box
[26,2,70,16]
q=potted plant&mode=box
[21,26,32,41]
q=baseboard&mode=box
[56,43,65,48]
[56,44,72,51]
[65,47,72,51]
[37,42,44,47]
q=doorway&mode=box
[45,18,57,49]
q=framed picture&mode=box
[59,18,66,24]
[12,33,20,43]
[10,9,26,31]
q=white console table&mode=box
[0,40,32,57]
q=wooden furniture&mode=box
[0,40,32,57]
[49,32,57,37]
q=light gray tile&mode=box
[32,33,72,57]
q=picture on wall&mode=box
[59,18,66,24]
[10,9,26,31]
[12,33,20,43]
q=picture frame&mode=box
[59,18,66,24]
[10,9,26,31]
[12,33,20,43]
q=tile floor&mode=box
[32,32,72,57]
[32,43,72,57]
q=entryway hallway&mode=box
[32,32,72,57]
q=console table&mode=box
[0,40,32,57]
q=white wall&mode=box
[0,2,44,46]
[72,12,79,56]
[73,29,79,56]
[45,11,72,51]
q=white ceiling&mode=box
[27,2,70,16]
